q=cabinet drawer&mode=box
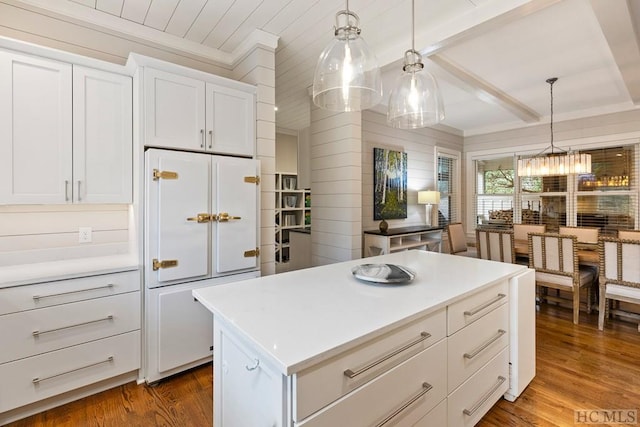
[297,339,447,427]
[0,331,140,413]
[413,399,447,427]
[447,347,509,427]
[447,280,508,335]
[448,302,508,393]
[0,270,139,315]
[0,291,140,363]
[294,308,446,422]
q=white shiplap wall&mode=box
[232,45,277,276]
[0,204,130,266]
[310,105,362,266]
[361,111,464,233]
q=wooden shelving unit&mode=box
[275,172,310,266]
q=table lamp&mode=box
[418,191,440,227]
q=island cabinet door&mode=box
[213,156,259,274]
[214,322,285,427]
[145,148,210,286]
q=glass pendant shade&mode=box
[387,51,444,129]
[312,10,382,112]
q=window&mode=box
[475,157,514,226]
[437,148,460,227]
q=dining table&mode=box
[513,239,599,265]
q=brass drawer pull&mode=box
[344,332,431,379]
[33,284,114,301]
[463,376,506,416]
[32,315,114,337]
[464,329,506,359]
[32,356,114,384]
[375,382,433,427]
[463,293,506,316]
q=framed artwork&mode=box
[374,147,407,220]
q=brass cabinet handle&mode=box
[463,293,506,316]
[463,376,506,416]
[463,329,506,359]
[375,382,433,427]
[33,284,114,301]
[344,332,431,379]
[187,213,214,223]
[32,315,114,337]
[217,212,241,222]
[32,356,114,384]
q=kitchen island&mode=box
[193,250,535,426]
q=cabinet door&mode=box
[145,149,210,285]
[157,286,213,373]
[144,67,205,151]
[205,83,255,156]
[214,157,259,274]
[73,66,132,203]
[0,51,72,204]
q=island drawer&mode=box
[447,347,509,427]
[413,399,447,426]
[447,302,509,393]
[296,339,447,427]
[447,279,508,335]
[0,270,140,315]
[293,308,446,422]
[0,291,140,364]
[0,330,140,413]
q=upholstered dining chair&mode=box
[476,229,515,263]
[618,230,640,240]
[559,226,599,244]
[513,224,546,241]
[528,232,597,324]
[446,223,476,257]
[598,237,640,332]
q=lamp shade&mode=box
[312,11,382,112]
[387,66,444,129]
[418,191,440,204]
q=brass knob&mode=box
[187,213,213,223]
[218,212,241,222]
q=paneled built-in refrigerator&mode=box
[143,148,260,383]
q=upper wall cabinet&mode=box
[143,67,255,157]
[0,51,133,204]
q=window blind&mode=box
[437,151,460,227]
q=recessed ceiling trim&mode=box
[590,0,640,105]
[429,54,540,124]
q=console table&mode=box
[364,225,443,257]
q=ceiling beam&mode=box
[429,54,540,123]
[590,0,640,105]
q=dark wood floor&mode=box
[7,304,640,427]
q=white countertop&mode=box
[193,251,527,375]
[0,254,139,288]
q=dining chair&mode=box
[446,223,476,257]
[598,236,640,331]
[476,228,515,263]
[528,232,596,324]
[559,226,599,244]
[617,230,640,240]
[513,224,546,241]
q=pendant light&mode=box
[312,0,382,112]
[387,0,444,129]
[517,78,591,177]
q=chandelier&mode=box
[517,78,591,177]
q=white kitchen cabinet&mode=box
[0,50,132,204]
[144,67,255,157]
[193,251,536,426]
[0,50,72,204]
[0,270,140,423]
[73,66,132,203]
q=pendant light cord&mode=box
[411,0,415,52]
[547,77,557,153]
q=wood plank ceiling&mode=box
[23,0,640,136]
